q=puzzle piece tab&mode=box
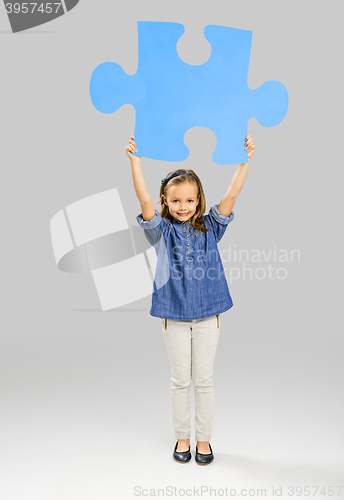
[90,21,288,165]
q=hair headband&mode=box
[161,171,196,189]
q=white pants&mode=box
[161,314,221,442]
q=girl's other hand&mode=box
[126,135,141,160]
[245,134,255,159]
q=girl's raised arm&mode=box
[126,135,156,221]
[217,134,256,217]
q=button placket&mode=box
[183,223,194,263]
[186,243,193,261]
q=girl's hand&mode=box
[245,134,255,159]
[126,135,141,161]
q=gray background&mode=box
[1,1,343,499]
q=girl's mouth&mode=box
[177,212,189,217]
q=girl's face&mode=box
[163,183,200,222]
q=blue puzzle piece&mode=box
[90,21,288,165]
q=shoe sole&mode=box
[195,458,214,466]
[173,457,191,463]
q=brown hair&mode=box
[156,169,210,237]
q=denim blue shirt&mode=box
[136,204,234,321]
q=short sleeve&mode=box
[205,204,234,243]
[136,209,168,247]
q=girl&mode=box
[126,134,255,465]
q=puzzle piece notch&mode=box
[90,21,288,165]
[176,25,212,66]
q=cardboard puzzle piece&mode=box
[89,21,288,165]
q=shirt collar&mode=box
[172,218,190,227]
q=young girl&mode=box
[126,134,255,465]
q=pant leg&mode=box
[161,318,192,440]
[191,314,220,442]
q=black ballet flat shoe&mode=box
[195,443,214,465]
[173,441,192,463]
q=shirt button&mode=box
[187,251,190,254]
[187,234,190,237]
[187,243,190,246]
